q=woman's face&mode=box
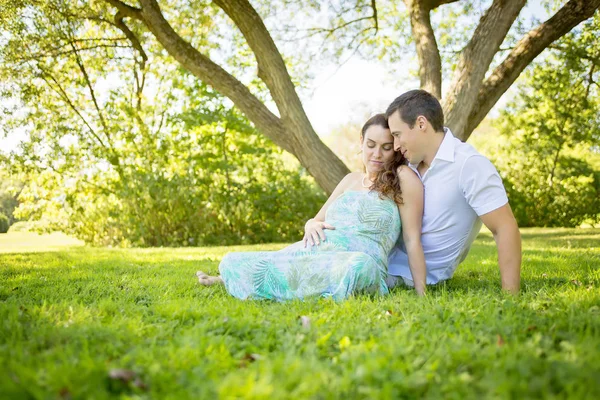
[361,124,395,174]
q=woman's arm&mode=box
[397,166,426,295]
[303,172,358,247]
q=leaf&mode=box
[497,334,505,347]
[339,336,351,351]
[239,353,262,368]
[58,387,71,399]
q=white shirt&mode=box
[388,128,508,284]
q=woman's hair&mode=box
[361,113,389,138]
[361,113,407,205]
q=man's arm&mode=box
[479,203,522,294]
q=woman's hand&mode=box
[303,219,335,247]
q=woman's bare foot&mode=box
[196,271,223,286]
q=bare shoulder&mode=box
[334,172,362,192]
[343,171,363,184]
[396,165,421,186]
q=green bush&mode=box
[0,212,8,233]
[11,111,327,247]
[472,23,600,228]
[6,221,33,233]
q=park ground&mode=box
[0,228,599,399]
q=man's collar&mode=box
[434,127,455,163]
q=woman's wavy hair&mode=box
[361,113,407,205]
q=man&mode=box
[386,89,521,294]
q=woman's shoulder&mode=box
[397,166,423,191]
[396,165,419,180]
[342,172,363,183]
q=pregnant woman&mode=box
[197,113,426,300]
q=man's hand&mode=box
[303,219,335,247]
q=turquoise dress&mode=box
[218,190,401,301]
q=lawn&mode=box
[0,229,599,399]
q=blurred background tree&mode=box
[1,1,599,246]
[0,1,325,246]
[471,13,600,227]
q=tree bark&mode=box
[462,0,600,140]
[213,0,350,193]
[404,0,443,99]
[443,0,527,140]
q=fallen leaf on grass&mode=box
[339,336,351,351]
[527,325,537,332]
[299,315,311,329]
[109,369,136,382]
[384,310,393,316]
[132,377,148,390]
[497,334,505,347]
[58,387,71,399]
[239,353,262,368]
[108,369,148,391]
[570,279,582,286]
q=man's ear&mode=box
[416,115,427,130]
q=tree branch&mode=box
[114,11,148,66]
[212,0,350,191]
[38,68,108,151]
[586,64,597,98]
[426,0,460,9]
[127,0,289,149]
[113,11,148,113]
[103,0,142,20]
[65,32,110,137]
[464,0,600,139]
[443,0,527,139]
[14,44,133,61]
[371,0,379,32]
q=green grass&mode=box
[1,229,599,399]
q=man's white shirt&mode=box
[388,128,508,284]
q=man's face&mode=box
[388,110,424,165]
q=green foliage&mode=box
[475,15,600,227]
[0,2,326,246]
[0,169,21,227]
[0,212,8,233]
[1,228,599,398]
[6,87,325,246]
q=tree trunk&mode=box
[442,0,527,140]
[405,0,442,99]
[462,0,600,140]
[213,0,350,194]
[107,0,350,194]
